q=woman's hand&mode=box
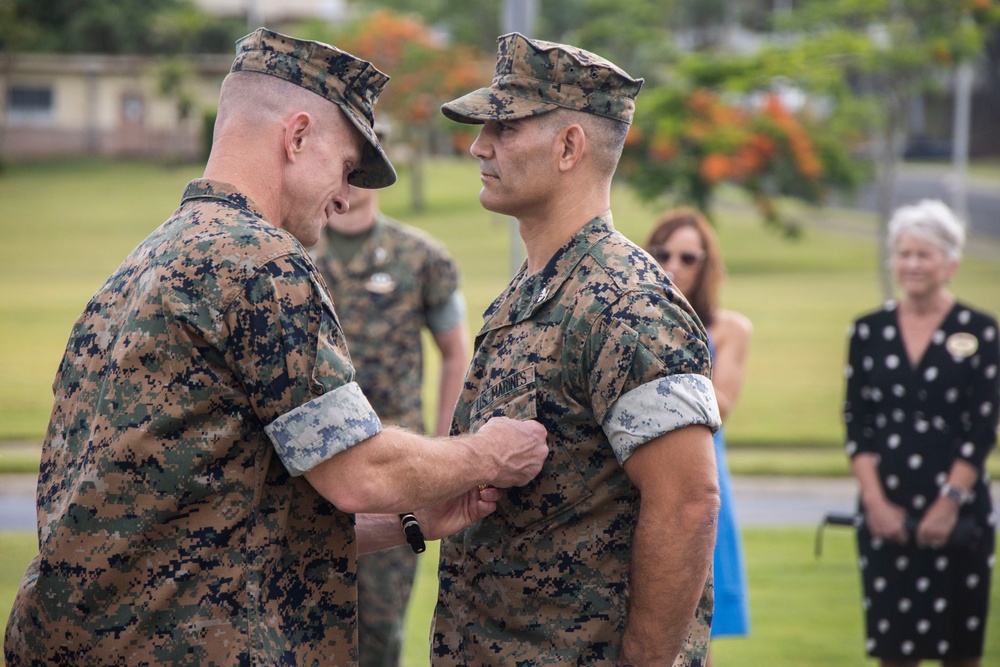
[915,497,959,549]
[863,496,909,544]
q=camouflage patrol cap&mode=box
[441,32,643,125]
[231,28,397,189]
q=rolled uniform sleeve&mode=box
[583,292,720,465]
[421,239,462,334]
[605,373,720,464]
[226,253,382,476]
[426,290,467,335]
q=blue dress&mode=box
[709,333,751,638]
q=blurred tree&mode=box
[293,10,493,211]
[355,0,677,79]
[620,69,863,235]
[355,0,503,53]
[536,0,676,77]
[762,0,1000,296]
[0,0,246,54]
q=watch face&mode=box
[941,485,969,504]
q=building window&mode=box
[122,93,144,123]
[6,85,54,125]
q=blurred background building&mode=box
[1,0,998,166]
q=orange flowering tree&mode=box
[767,0,1000,292]
[294,10,493,210]
[620,85,862,234]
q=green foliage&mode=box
[355,0,504,53]
[772,0,1000,128]
[621,82,864,233]
[0,0,246,54]
[201,109,218,162]
[538,0,677,76]
[356,0,678,79]
[156,56,199,120]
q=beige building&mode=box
[0,53,231,161]
[0,1,349,162]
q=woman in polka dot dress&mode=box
[844,200,998,666]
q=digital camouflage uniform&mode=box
[315,216,464,667]
[432,214,719,666]
[316,216,462,433]
[433,34,721,666]
[5,28,398,667]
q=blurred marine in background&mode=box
[313,127,470,666]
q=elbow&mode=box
[323,485,377,515]
[686,481,721,529]
[304,462,387,515]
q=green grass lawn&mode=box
[3,158,999,449]
[1,158,999,663]
[397,527,1000,667]
[3,527,995,667]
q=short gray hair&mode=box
[536,108,629,179]
[887,199,965,262]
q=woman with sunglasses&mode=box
[645,207,752,662]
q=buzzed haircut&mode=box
[537,108,630,179]
[216,70,341,134]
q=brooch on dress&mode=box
[945,332,978,359]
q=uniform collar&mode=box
[351,215,390,273]
[481,211,615,333]
[181,179,269,221]
[322,215,391,278]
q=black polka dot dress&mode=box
[843,301,999,661]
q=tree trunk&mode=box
[409,125,426,213]
[876,85,906,303]
[876,128,897,303]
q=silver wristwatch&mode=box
[939,483,972,505]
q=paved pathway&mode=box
[854,164,1000,241]
[2,474,996,533]
[731,476,857,527]
[0,475,38,532]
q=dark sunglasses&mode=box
[650,248,704,267]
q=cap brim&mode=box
[339,106,397,189]
[441,87,559,124]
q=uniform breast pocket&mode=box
[470,367,593,535]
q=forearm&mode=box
[851,453,887,509]
[946,458,979,490]
[619,491,719,666]
[356,485,505,554]
[305,426,493,514]
[304,416,547,515]
[355,513,408,555]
